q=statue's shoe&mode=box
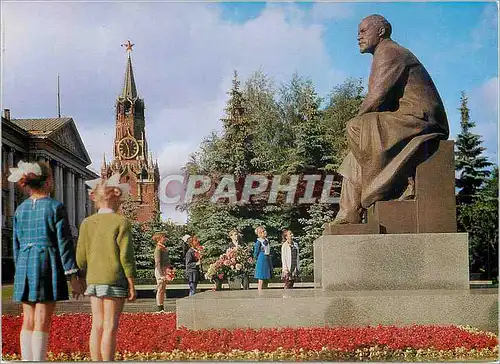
[332,209,362,224]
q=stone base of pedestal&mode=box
[176,288,498,333]
[314,233,469,291]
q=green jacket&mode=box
[76,213,136,285]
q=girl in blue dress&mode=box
[253,226,272,291]
[8,161,84,361]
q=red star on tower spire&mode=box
[121,40,134,52]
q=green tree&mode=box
[182,71,258,259]
[182,71,366,274]
[120,195,139,221]
[130,216,188,271]
[455,91,492,204]
[243,70,284,173]
[457,167,498,280]
[220,70,255,177]
[322,78,364,171]
[298,204,336,276]
[279,74,332,174]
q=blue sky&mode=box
[2,1,497,222]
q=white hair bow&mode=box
[85,173,130,199]
[7,161,42,183]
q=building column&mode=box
[64,168,70,211]
[85,189,90,217]
[7,149,15,217]
[58,165,62,202]
[65,169,75,229]
[70,171,76,229]
[76,175,80,225]
[76,176,85,226]
[54,162,61,201]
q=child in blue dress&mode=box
[8,161,85,361]
[253,226,272,291]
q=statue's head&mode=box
[358,14,392,54]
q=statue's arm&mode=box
[358,49,406,116]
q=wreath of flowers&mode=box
[205,246,254,282]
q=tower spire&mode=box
[120,40,137,100]
[101,152,108,177]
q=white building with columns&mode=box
[1,109,99,281]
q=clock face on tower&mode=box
[118,136,139,159]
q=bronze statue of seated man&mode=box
[333,14,449,224]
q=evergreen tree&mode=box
[220,70,255,177]
[279,74,333,174]
[182,71,367,274]
[243,70,284,172]
[457,167,498,280]
[322,78,364,171]
[455,91,492,204]
[182,71,260,259]
[298,204,336,276]
[131,218,189,271]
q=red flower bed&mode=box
[2,313,498,357]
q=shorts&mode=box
[155,268,168,285]
[85,284,128,298]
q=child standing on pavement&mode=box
[153,232,173,312]
[281,229,300,289]
[77,173,137,361]
[8,161,85,361]
[253,226,272,291]
[184,235,203,296]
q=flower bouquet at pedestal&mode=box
[222,246,254,289]
[205,246,255,290]
[164,266,176,282]
[204,259,230,291]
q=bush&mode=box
[174,268,185,281]
[135,269,155,285]
[273,267,282,278]
[135,268,189,285]
[300,265,314,277]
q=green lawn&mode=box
[2,285,14,303]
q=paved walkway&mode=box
[138,281,315,290]
[1,283,315,315]
[2,281,495,316]
[2,298,177,315]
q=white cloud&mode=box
[156,140,197,176]
[78,125,115,174]
[470,4,498,51]
[469,77,498,162]
[310,2,354,23]
[476,77,498,118]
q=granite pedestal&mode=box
[313,233,469,291]
[176,232,498,333]
[176,288,497,332]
